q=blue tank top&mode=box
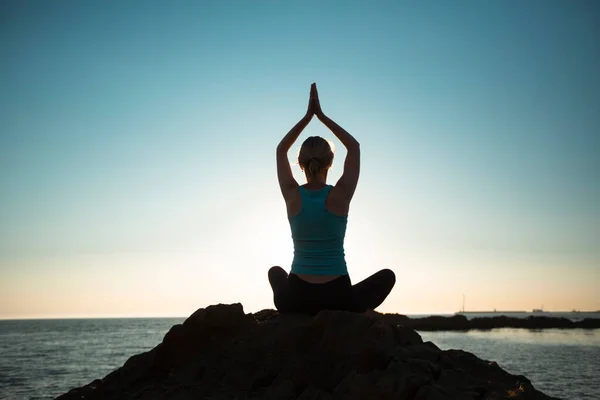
[289,185,348,275]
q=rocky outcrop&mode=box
[57,304,559,400]
[379,314,600,331]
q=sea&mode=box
[0,312,599,400]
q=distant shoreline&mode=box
[457,311,527,314]
[455,311,599,314]
[382,313,600,331]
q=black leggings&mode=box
[268,267,395,315]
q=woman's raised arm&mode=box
[314,84,360,201]
[276,84,316,200]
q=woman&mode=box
[269,83,395,314]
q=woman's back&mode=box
[289,185,348,276]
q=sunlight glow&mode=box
[1,1,598,318]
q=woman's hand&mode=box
[305,83,317,119]
[313,83,325,120]
[278,84,315,152]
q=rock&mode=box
[400,315,470,331]
[155,303,253,371]
[265,379,295,400]
[577,318,600,329]
[57,304,559,400]
[396,314,600,331]
[297,385,332,400]
[413,384,453,400]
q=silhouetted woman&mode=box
[269,83,395,314]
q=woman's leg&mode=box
[351,269,396,312]
[268,266,291,312]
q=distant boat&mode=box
[532,308,545,313]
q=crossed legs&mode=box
[268,266,395,313]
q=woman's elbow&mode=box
[276,144,288,154]
[348,140,360,151]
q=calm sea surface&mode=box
[0,314,598,399]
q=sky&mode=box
[1,1,598,318]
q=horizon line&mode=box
[2,310,599,321]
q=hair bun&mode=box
[298,136,334,178]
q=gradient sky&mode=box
[1,1,598,318]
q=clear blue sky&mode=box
[1,1,598,318]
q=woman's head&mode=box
[298,136,334,182]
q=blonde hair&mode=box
[298,136,334,179]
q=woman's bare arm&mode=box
[276,84,316,200]
[276,114,312,154]
[318,114,360,150]
[276,115,309,199]
[314,85,360,201]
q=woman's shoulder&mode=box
[326,185,350,217]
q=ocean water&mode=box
[0,318,184,400]
[420,329,600,400]
[0,315,598,399]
